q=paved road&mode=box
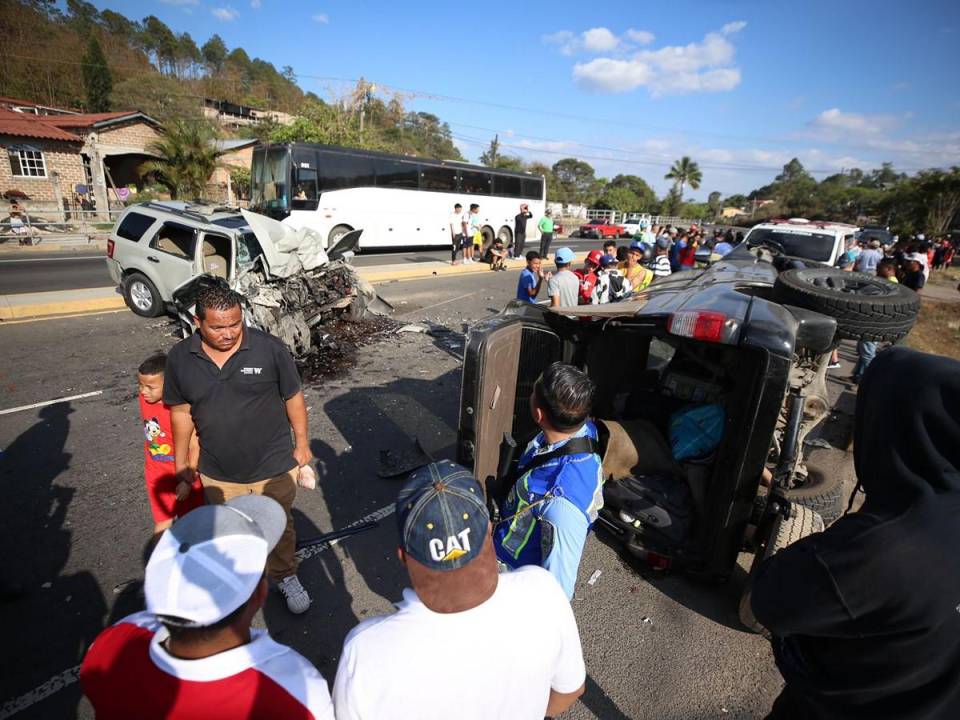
[0,237,602,295]
[0,269,860,719]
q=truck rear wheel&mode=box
[773,268,920,342]
[738,503,825,634]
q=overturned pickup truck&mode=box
[105,202,390,357]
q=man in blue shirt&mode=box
[516,250,549,303]
[494,363,603,599]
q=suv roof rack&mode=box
[140,201,213,224]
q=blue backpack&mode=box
[670,404,725,461]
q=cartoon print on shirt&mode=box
[144,417,174,463]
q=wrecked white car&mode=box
[106,201,390,358]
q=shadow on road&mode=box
[262,508,360,682]
[594,527,750,633]
[580,674,632,720]
[0,403,107,719]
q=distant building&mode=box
[202,98,293,129]
[207,138,258,205]
[721,206,745,219]
[0,98,162,218]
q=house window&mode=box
[8,146,47,177]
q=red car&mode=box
[579,218,624,239]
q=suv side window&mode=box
[149,222,196,261]
[116,211,156,241]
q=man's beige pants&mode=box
[200,469,298,581]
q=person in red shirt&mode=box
[80,495,335,720]
[138,353,203,535]
[678,231,699,269]
[575,250,603,304]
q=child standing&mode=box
[138,354,204,534]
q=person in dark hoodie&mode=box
[751,346,960,720]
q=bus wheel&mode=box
[328,224,354,248]
[497,226,513,248]
[481,226,495,252]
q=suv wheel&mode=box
[738,503,825,634]
[123,273,162,317]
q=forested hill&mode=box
[0,0,312,118]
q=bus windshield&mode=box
[251,147,290,214]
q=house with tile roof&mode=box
[0,97,162,219]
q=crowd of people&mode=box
[514,218,745,308]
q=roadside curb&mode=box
[0,251,589,321]
[0,240,107,254]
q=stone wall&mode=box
[93,120,162,151]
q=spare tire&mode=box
[773,268,920,342]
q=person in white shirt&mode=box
[333,461,586,720]
[592,254,631,303]
[449,202,465,265]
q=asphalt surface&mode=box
[0,237,601,295]
[0,268,862,719]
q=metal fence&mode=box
[0,208,121,246]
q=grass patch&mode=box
[927,267,960,287]
[905,300,960,359]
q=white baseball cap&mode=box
[145,495,285,627]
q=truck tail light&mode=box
[668,310,729,343]
[107,239,115,258]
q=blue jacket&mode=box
[494,422,603,599]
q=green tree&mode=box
[664,156,702,199]
[607,174,657,210]
[597,187,640,214]
[724,193,748,209]
[202,34,228,73]
[661,186,683,216]
[66,0,98,36]
[99,9,137,39]
[552,158,598,205]
[141,15,179,75]
[230,166,251,200]
[479,135,501,166]
[707,191,722,219]
[774,158,818,216]
[82,34,112,112]
[140,121,224,200]
[176,32,202,78]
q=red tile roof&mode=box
[0,109,81,142]
[45,111,159,128]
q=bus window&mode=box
[521,177,544,200]
[292,166,318,209]
[419,165,457,192]
[252,147,290,212]
[459,170,492,195]
[375,159,419,189]
[494,174,523,198]
[320,151,376,191]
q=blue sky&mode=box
[93,0,959,198]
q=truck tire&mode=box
[122,273,163,318]
[772,268,919,342]
[738,504,825,634]
[784,468,844,526]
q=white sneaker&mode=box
[277,574,311,614]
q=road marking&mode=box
[397,289,485,317]
[0,390,103,416]
[295,503,395,562]
[1,503,393,717]
[0,256,103,263]
[0,308,128,325]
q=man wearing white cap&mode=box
[80,497,334,719]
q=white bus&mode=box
[249,143,546,250]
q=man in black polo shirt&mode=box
[164,285,313,614]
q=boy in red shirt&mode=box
[138,354,203,534]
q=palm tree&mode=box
[140,120,224,200]
[664,156,702,200]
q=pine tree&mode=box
[82,35,112,112]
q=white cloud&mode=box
[572,26,745,96]
[211,6,239,21]
[513,139,579,153]
[808,108,899,138]
[624,28,655,45]
[543,27,654,56]
[721,21,747,35]
[582,28,620,53]
[251,0,261,8]
[312,12,329,24]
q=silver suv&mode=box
[106,201,263,317]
